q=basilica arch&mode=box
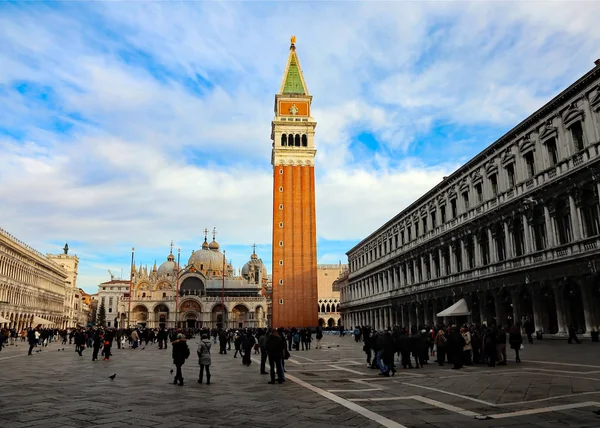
[131,304,149,327]
[179,276,205,297]
[231,304,250,328]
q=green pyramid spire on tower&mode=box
[282,53,306,95]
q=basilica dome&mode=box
[157,253,177,277]
[188,246,226,273]
[242,251,268,281]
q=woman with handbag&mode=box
[197,333,212,384]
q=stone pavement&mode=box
[2,334,600,427]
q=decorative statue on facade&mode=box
[63,243,69,255]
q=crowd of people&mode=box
[352,319,586,377]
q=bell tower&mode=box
[271,36,318,328]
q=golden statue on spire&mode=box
[291,35,296,45]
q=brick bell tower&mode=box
[271,36,318,328]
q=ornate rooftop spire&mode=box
[279,36,308,95]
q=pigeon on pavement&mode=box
[108,374,117,380]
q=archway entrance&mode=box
[212,304,227,328]
[318,318,325,327]
[232,305,249,328]
[186,312,197,329]
[132,305,148,327]
[154,304,169,328]
[327,318,335,328]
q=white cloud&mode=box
[1,2,599,291]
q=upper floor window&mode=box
[524,152,535,178]
[490,174,498,197]
[440,205,447,223]
[407,227,412,241]
[430,210,437,229]
[450,199,457,219]
[462,191,470,211]
[422,216,427,234]
[475,183,483,204]
[570,121,585,152]
[414,222,419,237]
[546,137,558,166]
[506,164,515,188]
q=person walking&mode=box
[172,333,190,386]
[509,323,523,363]
[315,326,323,349]
[197,334,212,385]
[266,328,285,384]
[568,324,582,344]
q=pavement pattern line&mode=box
[351,396,600,420]
[401,381,498,407]
[250,357,408,428]
[484,401,600,419]
[498,391,600,407]
[327,388,383,393]
[520,370,600,382]
[522,360,600,368]
[328,365,366,376]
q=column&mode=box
[438,248,445,276]
[401,305,408,328]
[522,213,532,254]
[392,265,399,289]
[431,300,438,327]
[423,302,431,326]
[554,284,567,334]
[488,228,497,263]
[409,305,417,330]
[528,288,539,332]
[494,292,505,326]
[568,194,582,241]
[421,256,427,281]
[462,294,472,324]
[544,205,556,247]
[478,292,488,326]
[413,259,419,283]
[429,253,436,279]
[510,288,522,326]
[579,279,595,334]
[504,221,513,259]
[460,239,467,271]
[473,233,481,267]
[449,244,456,274]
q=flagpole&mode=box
[222,250,226,329]
[175,248,181,329]
[128,247,134,328]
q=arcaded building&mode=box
[119,231,269,329]
[341,60,600,335]
[271,37,318,328]
[317,263,347,327]
[0,228,77,329]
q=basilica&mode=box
[118,231,269,329]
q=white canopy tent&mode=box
[32,316,54,326]
[0,315,9,323]
[437,298,471,317]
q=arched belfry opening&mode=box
[302,134,307,147]
[281,134,287,146]
[295,134,300,147]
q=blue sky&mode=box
[1,2,599,293]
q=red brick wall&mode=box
[271,164,318,328]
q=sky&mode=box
[1,2,599,294]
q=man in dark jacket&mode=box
[172,333,190,386]
[448,326,465,369]
[266,329,285,384]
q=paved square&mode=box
[2,334,600,427]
